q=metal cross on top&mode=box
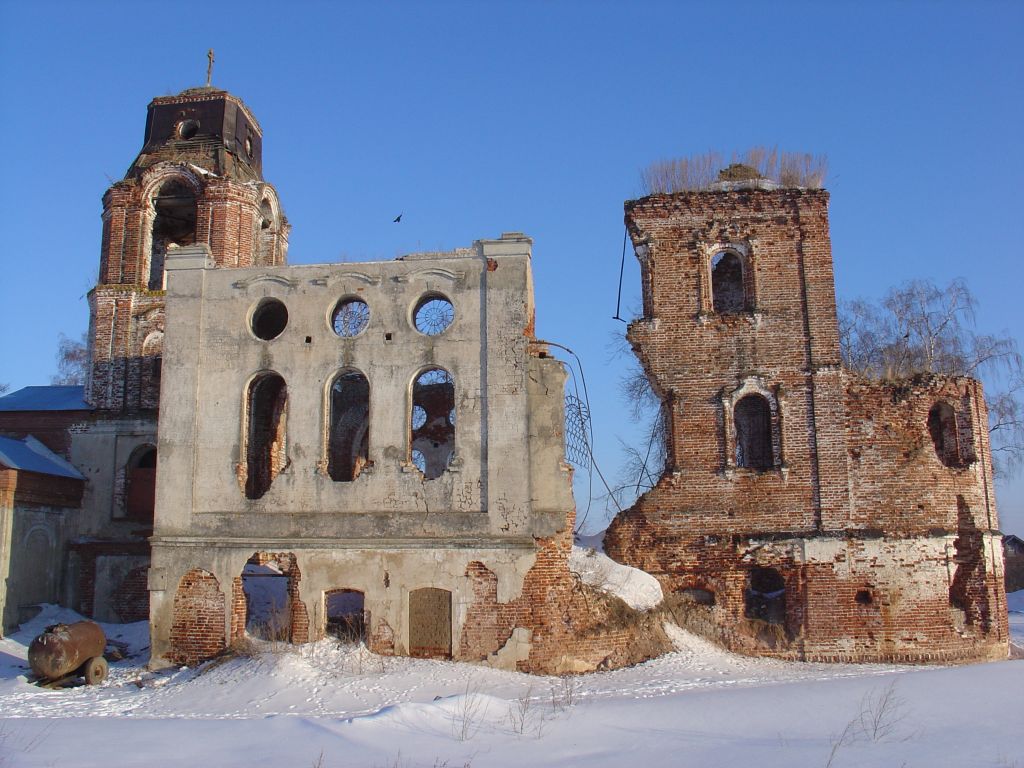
[206,49,215,87]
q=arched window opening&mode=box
[744,567,785,625]
[326,589,367,644]
[411,368,455,480]
[928,401,961,468]
[245,373,288,499]
[141,331,164,409]
[735,394,773,469]
[329,371,370,482]
[256,199,276,266]
[711,251,745,314]
[150,179,197,290]
[125,446,157,523]
[409,587,452,659]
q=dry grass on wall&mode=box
[640,147,828,193]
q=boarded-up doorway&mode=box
[409,587,452,659]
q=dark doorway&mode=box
[744,567,786,625]
[125,446,156,522]
[326,589,367,644]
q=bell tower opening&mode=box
[149,179,197,290]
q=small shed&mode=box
[0,435,84,634]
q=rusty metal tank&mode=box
[28,621,107,683]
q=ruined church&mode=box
[0,85,1008,671]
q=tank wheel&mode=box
[83,656,108,685]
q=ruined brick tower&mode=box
[87,87,289,412]
[605,167,1009,663]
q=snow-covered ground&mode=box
[1,600,1022,767]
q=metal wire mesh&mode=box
[564,394,592,467]
[414,297,454,335]
[332,299,370,337]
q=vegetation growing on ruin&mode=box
[840,278,1024,475]
[640,147,828,193]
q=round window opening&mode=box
[413,295,454,336]
[332,298,370,337]
[177,119,200,140]
[251,298,288,341]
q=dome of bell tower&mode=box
[126,86,263,182]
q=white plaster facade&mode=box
[148,235,575,665]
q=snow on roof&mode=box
[0,385,89,411]
[0,435,85,480]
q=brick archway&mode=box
[168,569,225,665]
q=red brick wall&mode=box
[169,569,226,665]
[3,469,84,509]
[110,565,150,622]
[230,576,246,643]
[845,373,996,532]
[455,509,673,673]
[604,187,1007,664]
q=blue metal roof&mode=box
[0,385,89,412]
[0,435,85,480]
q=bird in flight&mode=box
[393,213,403,223]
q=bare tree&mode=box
[609,322,668,506]
[0,382,9,395]
[51,332,89,386]
[840,279,1023,475]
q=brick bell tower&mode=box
[607,165,848,543]
[86,86,290,411]
[605,164,1007,664]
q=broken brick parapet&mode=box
[845,372,996,533]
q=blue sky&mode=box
[0,0,1021,532]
